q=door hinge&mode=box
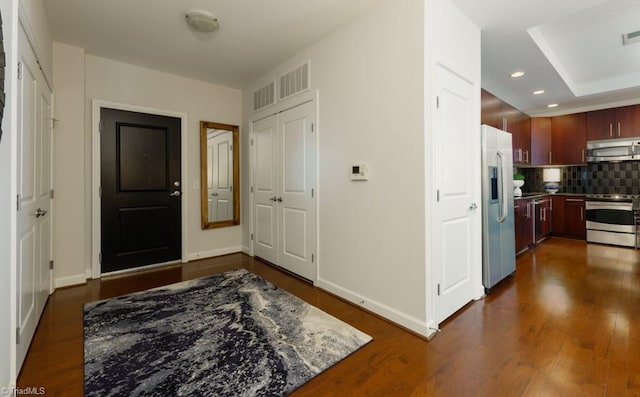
[17,62,23,80]
[311,253,314,263]
[250,139,254,146]
[436,190,440,202]
[99,119,103,133]
[49,260,54,270]
[311,123,315,133]
[311,188,314,198]
[250,186,254,193]
[99,186,102,198]
[250,233,254,241]
[230,144,232,151]
[16,194,21,211]
[436,96,440,108]
[230,186,233,192]
[50,189,54,199]
[16,328,20,344]
[51,118,59,129]
[437,283,441,296]
[99,252,102,264]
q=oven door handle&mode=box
[586,202,633,211]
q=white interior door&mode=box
[16,25,53,370]
[252,115,278,264]
[277,102,316,280]
[433,63,481,324]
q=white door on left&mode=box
[433,62,481,324]
[16,25,53,371]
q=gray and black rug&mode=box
[84,269,372,396]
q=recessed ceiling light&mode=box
[547,103,558,108]
[533,90,545,95]
[510,71,525,78]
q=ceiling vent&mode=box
[279,62,310,100]
[253,81,275,112]
[622,30,640,46]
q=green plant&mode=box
[513,173,525,181]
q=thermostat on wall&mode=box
[351,163,368,181]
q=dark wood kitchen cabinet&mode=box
[512,116,531,165]
[587,104,640,140]
[531,117,551,166]
[481,89,531,165]
[481,89,503,129]
[514,199,534,254]
[535,198,551,243]
[551,113,587,165]
[550,195,586,239]
[564,198,586,239]
[550,195,565,233]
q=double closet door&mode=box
[252,101,316,281]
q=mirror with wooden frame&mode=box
[200,121,239,229]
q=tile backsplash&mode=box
[515,166,587,194]
[585,161,640,195]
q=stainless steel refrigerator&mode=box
[481,125,516,292]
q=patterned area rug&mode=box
[84,269,372,396]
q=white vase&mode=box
[513,180,524,197]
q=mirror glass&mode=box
[200,121,239,229]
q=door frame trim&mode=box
[90,99,188,279]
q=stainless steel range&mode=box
[585,194,638,247]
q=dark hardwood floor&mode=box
[17,238,640,396]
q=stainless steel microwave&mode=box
[586,137,640,162]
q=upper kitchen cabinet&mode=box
[480,89,531,165]
[551,112,587,165]
[531,117,551,166]
[481,89,503,129]
[587,105,640,140]
[512,115,531,165]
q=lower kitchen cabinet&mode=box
[535,198,551,243]
[564,197,586,239]
[514,199,534,254]
[550,195,586,239]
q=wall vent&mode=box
[253,81,275,112]
[622,30,640,46]
[279,62,310,100]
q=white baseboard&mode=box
[85,268,92,280]
[187,246,243,261]
[241,245,251,255]
[55,273,88,289]
[316,277,432,338]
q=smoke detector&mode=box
[186,10,220,33]
[622,30,640,46]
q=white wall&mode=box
[242,0,481,336]
[52,43,87,287]
[52,50,243,286]
[0,0,17,387]
[243,0,428,335]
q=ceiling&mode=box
[45,0,640,116]
[453,0,640,116]
[43,0,383,89]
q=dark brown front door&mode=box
[100,108,181,273]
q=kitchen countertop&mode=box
[514,192,585,200]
